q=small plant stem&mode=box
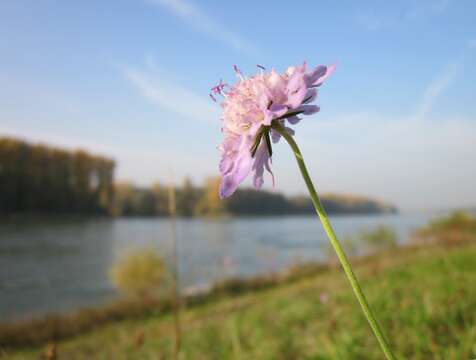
[168,180,181,359]
[272,122,396,360]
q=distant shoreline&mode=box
[0,210,397,220]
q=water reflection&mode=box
[0,213,435,321]
[0,218,116,321]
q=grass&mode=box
[3,232,476,359]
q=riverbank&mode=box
[1,213,427,322]
[2,219,476,359]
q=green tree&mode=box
[0,137,115,214]
[151,182,169,216]
[176,177,201,217]
[194,177,226,216]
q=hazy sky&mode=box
[1,0,475,211]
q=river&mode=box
[0,212,439,321]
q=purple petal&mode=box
[251,142,273,189]
[297,104,320,115]
[287,116,302,125]
[284,126,295,136]
[286,86,307,109]
[271,129,281,143]
[305,65,327,86]
[259,92,270,109]
[219,151,252,198]
[219,136,254,198]
[260,97,288,126]
[270,103,287,113]
[285,69,308,108]
[303,88,318,103]
[307,64,336,87]
[269,103,288,121]
[219,155,233,174]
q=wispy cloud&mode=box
[415,61,460,119]
[286,58,474,210]
[122,59,219,124]
[292,111,476,210]
[414,40,475,119]
[293,109,475,210]
[147,0,259,56]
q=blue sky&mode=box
[0,0,475,210]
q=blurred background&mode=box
[0,0,475,358]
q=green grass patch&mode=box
[3,236,476,359]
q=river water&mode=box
[0,213,438,321]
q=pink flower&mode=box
[212,62,335,198]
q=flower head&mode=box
[212,62,335,198]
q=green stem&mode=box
[272,122,396,360]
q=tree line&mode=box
[0,137,114,214]
[0,136,396,216]
[113,178,397,217]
